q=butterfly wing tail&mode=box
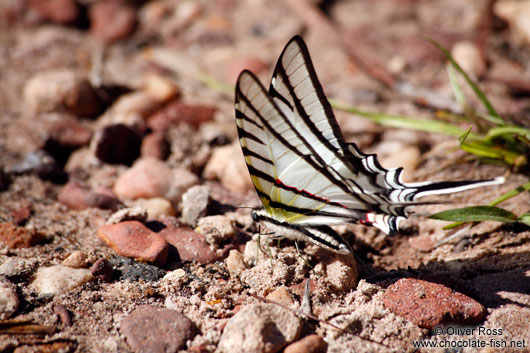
[409,176,505,200]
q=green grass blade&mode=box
[426,38,505,124]
[329,99,482,138]
[429,206,517,223]
[488,181,530,206]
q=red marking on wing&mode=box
[275,178,348,209]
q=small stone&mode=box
[147,101,216,130]
[141,132,170,160]
[29,0,79,24]
[323,256,358,292]
[143,74,180,103]
[109,257,165,282]
[44,115,93,148]
[58,181,119,211]
[53,304,72,326]
[89,0,137,44]
[137,198,175,220]
[226,249,247,276]
[93,124,142,166]
[11,150,65,182]
[266,287,294,307]
[10,203,31,225]
[180,185,210,226]
[451,41,485,78]
[106,207,148,225]
[61,250,87,269]
[0,222,46,249]
[218,303,301,353]
[158,219,221,264]
[90,258,113,282]
[494,0,530,44]
[31,265,93,296]
[121,305,194,353]
[197,215,235,245]
[0,276,19,320]
[24,69,102,117]
[102,91,161,127]
[382,278,486,329]
[0,257,36,277]
[203,142,253,193]
[114,158,197,201]
[96,221,169,266]
[284,335,327,353]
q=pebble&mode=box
[53,304,72,326]
[322,256,358,292]
[11,150,65,182]
[109,257,166,282]
[0,222,46,249]
[0,276,19,319]
[197,215,235,245]
[265,287,294,307]
[451,41,485,78]
[158,219,221,264]
[382,278,486,329]
[380,145,421,182]
[29,0,79,24]
[180,185,210,226]
[106,207,148,225]
[218,303,301,353]
[90,258,113,282]
[10,203,31,225]
[44,114,94,149]
[0,257,36,277]
[30,264,93,296]
[203,142,253,193]
[284,335,327,353]
[24,69,101,117]
[61,250,87,269]
[102,92,161,128]
[92,124,142,166]
[89,0,137,44]
[113,157,198,202]
[97,221,169,266]
[58,181,119,211]
[494,0,530,44]
[121,305,194,353]
[147,101,216,130]
[136,197,175,220]
[143,74,180,103]
[226,249,247,276]
[141,132,170,160]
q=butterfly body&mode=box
[235,35,504,254]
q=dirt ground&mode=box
[0,0,529,352]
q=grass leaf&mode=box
[426,38,505,124]
[429,206,517,223]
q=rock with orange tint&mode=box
[58,181,119,210]
[96,221,168,266]
[382,278,486,329]
[0,222,46,249]
[113,158,198,201]
[147,101,216,130]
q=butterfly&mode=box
[234,35,504,254]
